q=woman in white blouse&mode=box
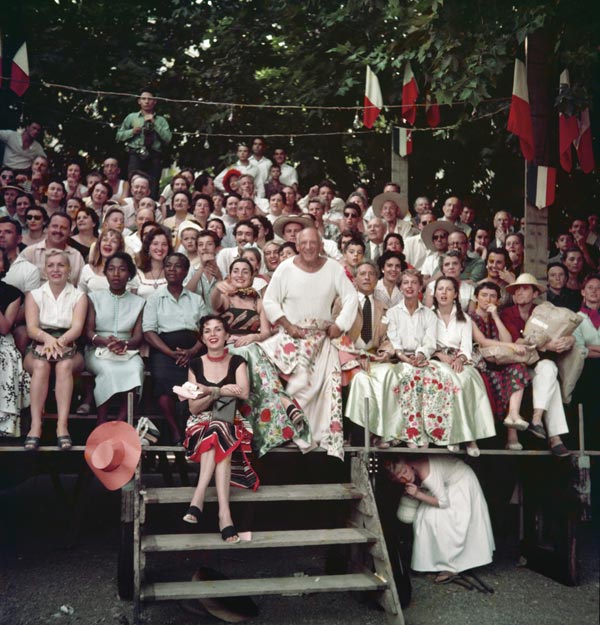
[429,277,496,457]
[346,269,458,448]
[23,250,88,450]
[424,250,474,311]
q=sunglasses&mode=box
[432,234,448,240]
[344,212,359,218]
[26,214,44,221]
[1,174,14,180]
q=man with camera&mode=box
[116,90,172,199]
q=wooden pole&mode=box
[391,132,409,201]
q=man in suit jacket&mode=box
[333,260,389,354]
[363,218,386,262]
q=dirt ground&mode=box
[0,470,598,625]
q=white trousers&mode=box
[530,359,569,438]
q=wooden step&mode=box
[142,483,365,505]
[141,571,388,601]
[142,527,377,552]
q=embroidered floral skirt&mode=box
[345,361,460,446]
[0,335,30,437]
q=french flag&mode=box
[558,70,579,172]
[575,108,595,174]
[425,93,440,128]
[363,65,383,129]
[10,41,29,97]
[527,165,556,209]
[393,126,413,157]
[507,59,534,162]
[401,62,419,125]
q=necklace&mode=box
[206,349,229,362]
[149,267,164,289]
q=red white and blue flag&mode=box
[401,62,419,125]
[363,65,383,129]
[527,164,556,209]
[10,41,29,96]
[507,59,535,162]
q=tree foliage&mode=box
[2,0,599,226]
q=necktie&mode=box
[361,297,372,344]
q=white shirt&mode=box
[0,129,46,169]
[386,300,437,358]
[435,306,473,359]
[249,155,272,197]
[31,281,84,330]
[421,253,442,278]
[4,256,41,293]
[278,162,298,187]
[404,235,432,271]
[263,257,358,331]
[356,292,376,350]
[374,279,403,309]
[214,161,261,193]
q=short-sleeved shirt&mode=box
[142,285,208,334]
[30,281,84,330]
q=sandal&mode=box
[76,403,91,415]
[57,435,72,450]
[24,436,41,451]
[528,423,547,439]
[434,571,455,584]
[550,443,570,458]
[220,525,240,544]
[183,505,203,525]
[503,416,529,431]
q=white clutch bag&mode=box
[173,381,205,401]
[95,347,139,361]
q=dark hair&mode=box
[547,262,568,278]
[224,191,241,202]
[432,276,466,322]
[199,314,230,335]
[487,247,511,269]
[343,237,366,253]
[137,227,173,271]
[171,173,190,188]
[234,220,258,238]
[75,205,100,236]
[241,247,262,269]
[103,251,137,280]
[164,252,190,273]
[46,178,67,204]
[89,180,112,202]
[505,232,524,247]
[198,229,220,245]
[251,215,274,242]
[582,273,600,288]
[0,246,10,277]
[230,257,255,276]
[25,204,49,227]
[384,232,404,251]
[0,216,22,236]
[193,193,215,215]
[474,281,501,298]
[384,182,401,193]
[377,250,407,273]
[49,211,72,228]
[318,180,336,194]
[194,172,213,191]
[171,190,192,211]
[279,241,297,256]
[66,197,86,212]
[337,228,361,251]
[344,202,362,217]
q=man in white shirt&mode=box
[214,144,260,195]
[439,196,470,234]
[216,220,258,277]
[0,121,46,172]
[249,136,272,192]
[0,217,41,292]
[372,191,416,239]
[20,213,84,285]
[121,174,162,226]
[272,146,298,189]
[404,211,437,270]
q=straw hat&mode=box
[421,220,458,251]
[372,192,409,219]
[272,214,313,239]
[84,422,141,491]
[505,273,546,294]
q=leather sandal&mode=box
[220,525,240,544]
[183,505,203,525]
[57,435,72,450]
[24,436,41,451]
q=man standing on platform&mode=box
[116,90,172,199]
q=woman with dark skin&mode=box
[143,253,205,444]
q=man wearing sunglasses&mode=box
[404,210,437,270]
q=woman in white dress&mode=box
[135,228,173,300]
[429,277,496,456]
[387,455,495,582]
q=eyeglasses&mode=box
[432,234,448,240]
[1,174,14,180]
[26,214,43,221]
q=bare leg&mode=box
[507,389,525,420]
[215,455,237,541]
[55,354,84,437]
[24,355,51,437]
[96,402,110,425]
[184,447,217,521]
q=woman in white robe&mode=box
[387,455,495,581]
[428,277,496,456]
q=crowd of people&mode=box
[1,92,598,550]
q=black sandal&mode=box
[24,436,41,451]
[57,435,72,450]
[220,525,240,544]
[183,505,203,525]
